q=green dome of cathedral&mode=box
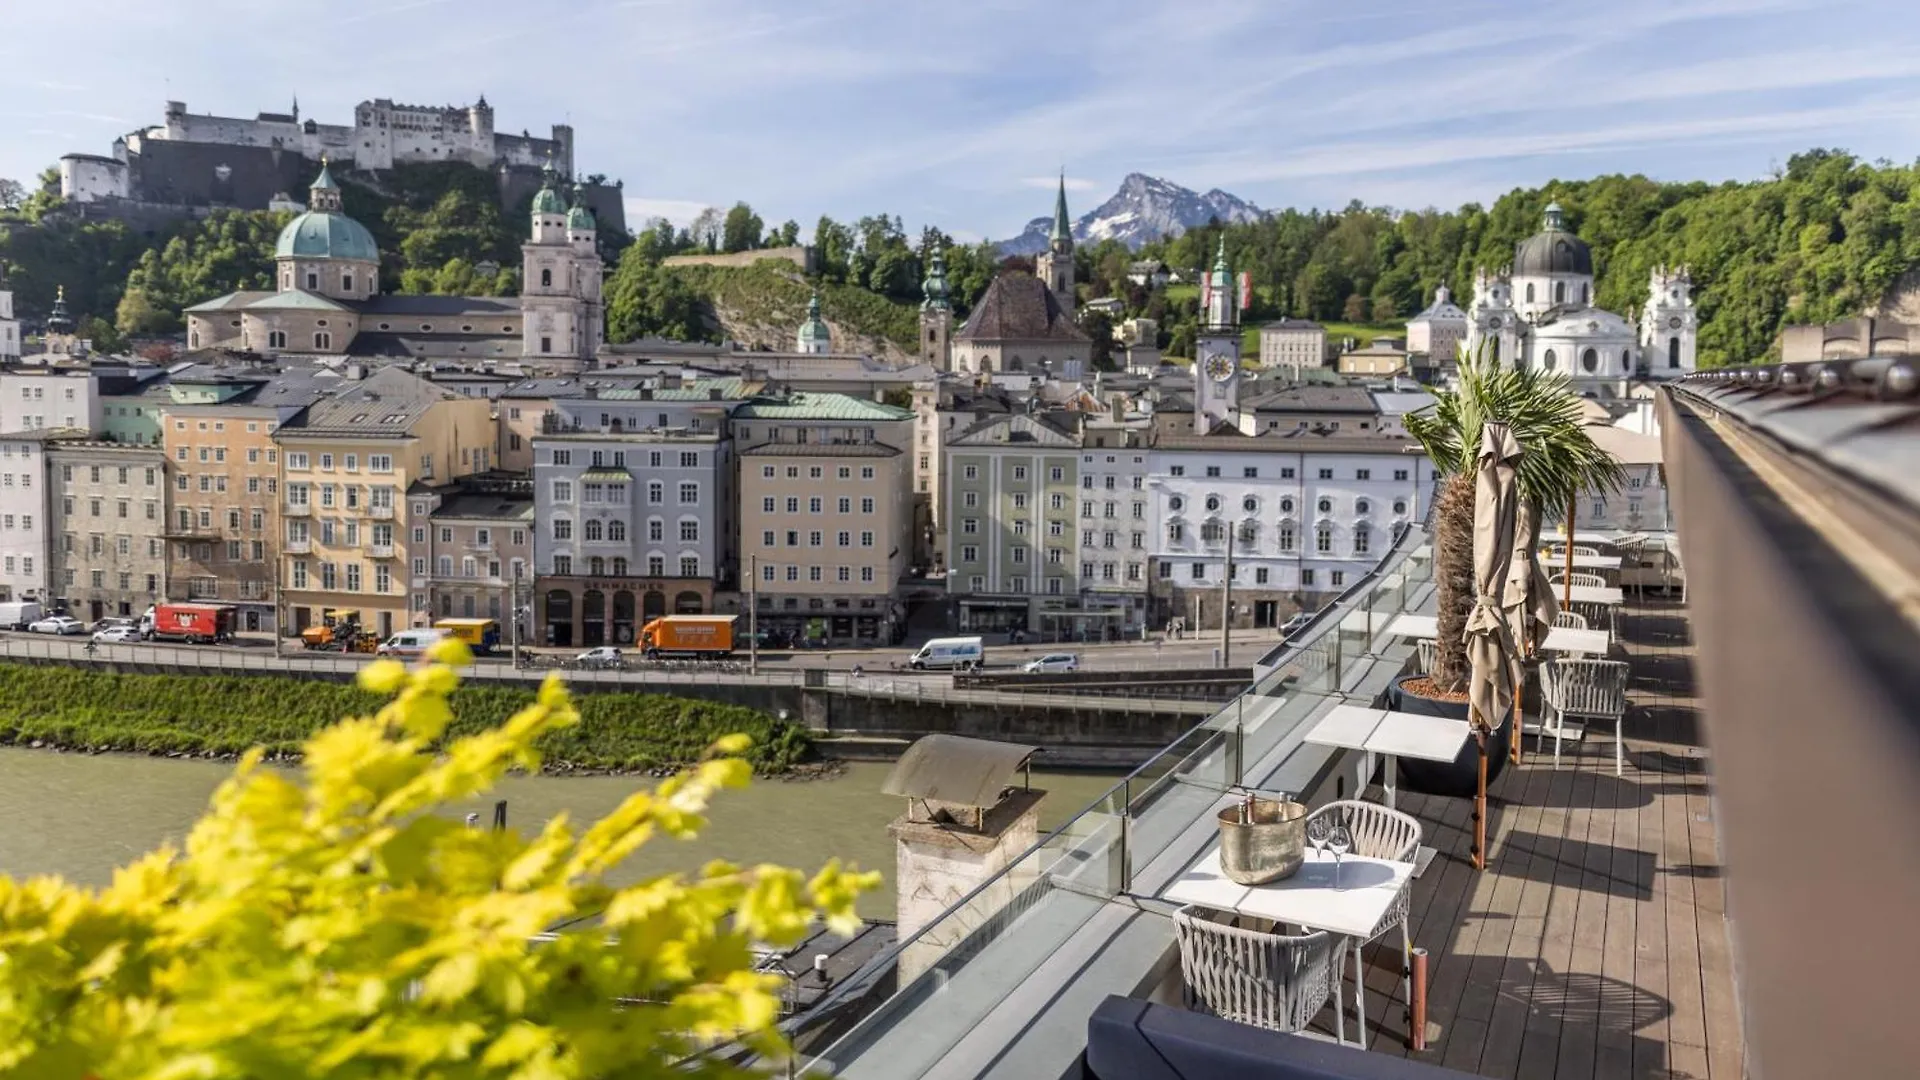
[567,201,596,231]
[274,209,380,263]
[531,184,567,216]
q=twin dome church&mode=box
[184,161,604,372]
[1462,202,1697,396]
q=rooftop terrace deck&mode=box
[1359,596,1744,1079]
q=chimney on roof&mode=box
[661,372,683,390]
[708,388,722,401]
[1109,395,1124,422]
[344,362,366,380]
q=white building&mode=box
[0,370,102,435]
[0,434,52,603]
[1404,286,1468,368]
[1075,411,1153,635]
[0,271,18,362]
[1145,436,1435,631]
[1465,203,1698,396]
[1257,318,1326,374]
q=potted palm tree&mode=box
[1395,346,1625,797]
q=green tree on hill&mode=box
[723,202,764,253]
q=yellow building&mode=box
[273,367,494,640]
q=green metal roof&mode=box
[797,292,831,347]
[531,184,566,216]
[733,392,914,422]
[244,291,351,312]
[1050,174,1072,244]
[566,193,596,231]
[275,209,379,262]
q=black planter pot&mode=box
[1388,674,1511,798]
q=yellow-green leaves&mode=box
[0,660,875,1078]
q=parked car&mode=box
[91,617,135,633]
[575,646,624,669]
[29,615,85,635]
[1023,653,1081,674]
[1278,611,1316,637]
[91,625,141,644]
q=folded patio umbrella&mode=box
[1503,497,1559,765]
[1465,422,1524,869]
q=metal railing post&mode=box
[1119,777,1134,895]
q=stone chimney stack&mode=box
[883,735,1047,983]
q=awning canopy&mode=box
[882,734,1036,810]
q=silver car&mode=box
[1023,653,1080,673]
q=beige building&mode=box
[274,367,495,640]
[422,478,534,631]
[160,365,333,631]
[1337,336,1412,378]
[735,393,915,644]
[46,439,169,621]
[950,273,1091,378]
[1258,318,1327,373]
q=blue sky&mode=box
[4,0,1918,241]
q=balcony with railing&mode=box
[760,507,1744,1080]
[284,503,311,517]
[283,538,311,555]
[368,543,395,559]
[369,504,395,520]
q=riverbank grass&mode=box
[0,664,812,772]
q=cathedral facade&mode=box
[1465,204,1697,396]
[185,163,602,373]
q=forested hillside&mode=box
[3,149,1916,367]
[1101,150,1920,367]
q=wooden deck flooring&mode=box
[1344,597,1745,1080]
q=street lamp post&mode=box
[1220,528,1234,668]
[748,553,758,675]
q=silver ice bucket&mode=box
[1216,798,1307,885]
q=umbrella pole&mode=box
[1563,496,1576,611]
[1510,659,1524,765]
[1473,728,1488,871]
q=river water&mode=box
[0,747,1120,919]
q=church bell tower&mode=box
[1193,239,1243,430]
[1034,174,1076,314]
[920,248,954,370]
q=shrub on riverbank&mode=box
[0,663,812,772]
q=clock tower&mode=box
[1194,238,1243,430]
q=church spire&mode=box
[1049,172,1073,249]
[921,248,951,312]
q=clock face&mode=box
[1668,316,1683,329]
[1203,352,1235,382]
[1486,316,1501,329]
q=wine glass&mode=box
[1327,823,1353,888]
[1306,814,1332,870]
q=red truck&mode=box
[144,603,237,644]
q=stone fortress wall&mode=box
[57,97,623,235]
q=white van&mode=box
[376,628,446,658]
[909,636,985,671]
[0,601,43,631]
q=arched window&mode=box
[1354,524,1371,555]
[305,271,318,290]
[1581,283,1590,304]
[540,268,552,288]
[189,330,199,349]
[611,557,628,576]
[1581,348,1599,373]
[588,557,605,576]
[342,272,354,293]
[1277,521,1296,551]
[313,332,331,350]
[1201,519,1224,543]
[1668,337,1681,368]
[1543,348,1557,370]
[1237,520,1258,544]
[1622,349,1633,372]
[268,330,287,350]
[1315,522,1334,553]
[1553,282,1566,304]
[1525,283,1535,303]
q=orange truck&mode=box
[637,614,737,659]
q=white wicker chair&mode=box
[1172,906,1343,1044]
[1552,610,1588,631]
[1540,658,1631,774]
[1549,571,1607,588]
[1415,639,1436,675]
[1305,800,1422,1043]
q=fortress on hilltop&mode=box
[57,96,623,233]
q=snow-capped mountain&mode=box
[998,173,1265,254]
